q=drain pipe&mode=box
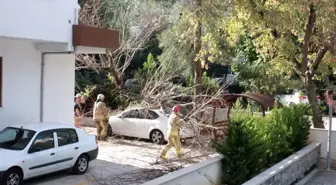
[39,7,80,122]
[40,51,74,122]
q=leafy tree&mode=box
[158,0,233,95]
[76,0,168,89]
[232,34,302,95]
[225,0,336,128]
[134,53,158,83]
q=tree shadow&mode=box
[23,159,149,185]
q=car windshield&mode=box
[0,127,36,150]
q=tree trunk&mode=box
[306,77,324,128]
[194,0,202,96]
[108,68,124,89]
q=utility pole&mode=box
[327,94,332,170]
[326,70,335,170]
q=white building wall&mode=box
[0,38,76,130]
[43,54,75,124]
[0,0,78,43]
[0,38,41,130]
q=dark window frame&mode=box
[121,110,138,118]
[69,129,79,143]
[56,129,79,147]
[141,109,159,120]
[28,130,55,154]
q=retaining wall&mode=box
[141,155,224,185]
[242,142,321,185]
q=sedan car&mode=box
[0,122,98,185]
[108,108,195,144]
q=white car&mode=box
[275,89,321,106]
[0,122,98,185]
[108,108,195,144]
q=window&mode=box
[0,127,36,150]
[121,110,139,118]
[142,110,159,120]
[134,110,146,119]
[0,57,2,107]
[69,129,79,143]
[56,129,78,147]
[29,131,54,153]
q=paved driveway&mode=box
[24,127,213,185]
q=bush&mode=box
[213,111,266,185]
[134,53,157,84]
[268,104,311,152]
[213,104,311,185]
[202,72,221,93]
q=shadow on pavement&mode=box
[24,159,141,185]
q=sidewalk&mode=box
[301,169,336,185]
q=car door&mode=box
[132,109,147,138]
[53,129,80,170]
[118,110,139,137]
[139,110,159,138]
[23,130,57,178]
[113,111,133,135]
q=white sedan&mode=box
[108,108,195,144]
[0,122,98,185]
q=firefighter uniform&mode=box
[93,97,108,140]
[160,112,182,159]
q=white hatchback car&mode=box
[108,108,195,144]
[0,122,98,185]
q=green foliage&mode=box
[232,34,302,95]
[82,84,132,111]
[213,111,266,185]
[224,0,336,128]
[157,0,234,79]
[201,71,220,93]
[135,53,157,83]
[214,104,311,185]
[75,70,110,94]
[268,104,311,152]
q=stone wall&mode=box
[309,128,336,169]
[242,142,321,185]
[141,155,224,185]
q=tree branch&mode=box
[76,0,167,88]
[301,3,316,72]
[310,47,330,75]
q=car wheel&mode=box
[72,154,89,175]
[150,130,164,144]
[2,168,23,185]
[107,125,113,137]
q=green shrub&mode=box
[202,71,221,93]
[213,104,311,185]
[269,104,311,152]
[134,53,157,84]
[256,115,292,165]
[213,110,266,185]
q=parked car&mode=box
[275,89,321,106]
[108,108,195,144]
[0,122,98,185]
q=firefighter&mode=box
[159,105,183,160]
[74,94,83,128]
[93,94,109,141]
